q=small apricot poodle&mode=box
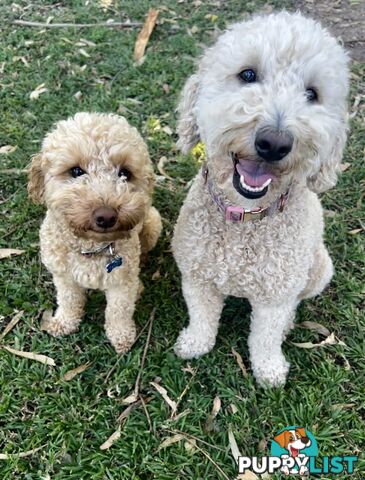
[28,112,162,353]
[172,12,349,386]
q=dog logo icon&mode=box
[271,426,318,476]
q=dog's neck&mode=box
[201,164,291,223]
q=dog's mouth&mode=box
[232,155,276,199]
[289,445,300,458]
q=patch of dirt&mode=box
[295,0,365,62]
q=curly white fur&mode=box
[172,12,349,386]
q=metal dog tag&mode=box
[106,256,123,273]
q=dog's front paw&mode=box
[174,328,214,359]
[252,356,290,387]
[107,325,136,354]
[41,311,80,337]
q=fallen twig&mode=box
[13,19,142,29]
[0,445,45,460]
[171,367,197,419]
[133,308,155,398]
[140,394,152,432]
[134,9,159,62]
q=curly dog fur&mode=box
[29,112,162,353]
[172,12,349,386]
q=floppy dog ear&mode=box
[274,430,290,449]
[177,74,201,154]
[307,128,347,193]
[28,153,45,203]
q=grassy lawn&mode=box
[0,1,363,478]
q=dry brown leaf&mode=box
[63,362,91,381]
[99,426,121,450]
[348,228,363,235]
[30,83,48,100]
[0,145,17,154]
[184,438,197,453]
[74,91,82,101]
[298,321,330,337]
[78,48,90,58]
[261,474,272,479]
[0,310,23,341]
[204,396,221,432]
[0,249,25,259]
[0,445,45,460]
[292,332,346,349]
[157,156,175,181]
[134,9,159,63]
[340,162,351,172]
[228,403,238,414]
[3,346,55,366]
[77,38,96,47]
[232,348,248,377]
[152,269,161,280]
[323,209,337,218]
[158,434,184,451]
[121,393,139,405]
[150,381,177,414]
[331,403,356,410]
[228,427,242,464]
[117,396,152,423]
[258,438,268,452]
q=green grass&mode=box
[0,1,364,479]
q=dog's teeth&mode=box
[239,175,271,192]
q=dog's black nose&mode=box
[301,436,310,445]
[93,207,117,229]
[255,128,293,162]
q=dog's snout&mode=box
[93,207,117,229]
[255,128,293,162]
[301,436,310,445]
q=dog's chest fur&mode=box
[173,177,323,302]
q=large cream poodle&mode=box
[172,12,349,386]
[28,112,162,353]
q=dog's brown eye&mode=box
[305,88,318,102]
[238,69,257,83]
[70,166,86,178]
[118,168,131,181]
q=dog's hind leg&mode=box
[299,244,333,300]
[139,206,162,255]
[41,275,86,336]
[174,277,224,359]
[104,282,138,353]
[248,301,297,387]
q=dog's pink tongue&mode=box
[236,159,275,187]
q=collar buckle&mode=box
[225,206,245,222]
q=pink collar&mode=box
[202,164,289,223]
